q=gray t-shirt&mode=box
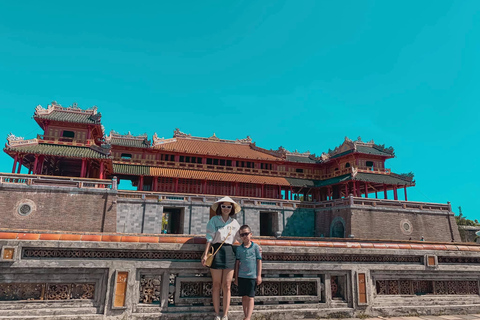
[236,241,262,279]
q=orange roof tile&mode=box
[149,166,290,186]
[1,230,479,251]
[154,138,282,161]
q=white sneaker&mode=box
[221,316,228,320]
[214,316,221,320]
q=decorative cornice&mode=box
[35,101,98,116]
[6,133,38,147]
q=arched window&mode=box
[330,217,345,238]
[345,163,350,168]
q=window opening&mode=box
[121,153,132,159]
[162,208,184,234]
[62,130,75,138]
[260,211,278,236]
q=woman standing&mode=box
[202,196,241,320]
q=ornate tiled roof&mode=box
[105,131,151,148]
[34,102,102,125]
[321,137,395,161]
[113,164,290,185]
[152,133,283,161]
[313,172,415,187]
[285,177,317,187]
[4,143,110,159]
[315,174,352,187]
[354,172,415,186]
[286,155,317,163]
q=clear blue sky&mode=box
[1,1,479,220]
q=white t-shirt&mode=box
[206,215,241,244]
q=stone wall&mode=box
[316,204,460,242]
[0,183,117,232]
[1,233,480,319]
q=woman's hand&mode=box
[201,255,207,267]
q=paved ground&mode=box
[303,315,480,320]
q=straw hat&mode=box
[210,196,242,215]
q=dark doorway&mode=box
[163,208,184,234]
[260,211,277,236]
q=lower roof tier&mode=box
[113,164,414,188]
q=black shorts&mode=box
[238,277,257,297]
[210,243,235,269]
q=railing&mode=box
[0,173,113,190]
[117,190,300,208]
[37,134,95,146]
[316,196,450,212]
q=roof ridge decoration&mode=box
[105,131,151,147]
[6,133,38,147]
[249,144,286,159]
[321,136,395,160]
[152,133,176,146]
[35,101,99,116]
[171,128,253,145]
[391,172,415,182]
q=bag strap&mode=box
[212,229,232,256]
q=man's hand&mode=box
[256,276,262,285]
[234,278,238,286]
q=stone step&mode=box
[0,307,100,318]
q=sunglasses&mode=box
[240,232,251,237]
[221,205,232,209]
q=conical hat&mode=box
[210,196,241,215]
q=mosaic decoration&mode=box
[139,275,161,304]
[376,280,479,295]
[0,283,95,301]
[23,248,422,264]
[178,280,317,299]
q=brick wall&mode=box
[0,184,117,232]
[316,206,461,242]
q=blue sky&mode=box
[1,1,479,220]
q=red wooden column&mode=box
[364,182,368,198]
[138,176,144,191]
[344,183,348,198]
[393,185,398,200]
[16,157,23,174]
[262,184,265,198]
[11,154,18,173]
[99,161,105,179]
[32,155,39,174]
[38,156,45,175]
[278,185,282,199]
[153,177,158,191]
[404,185,408,201]
[174,178,179,193]
[383,184,388,199]
[352,181,357,197]
[80,159,87,178]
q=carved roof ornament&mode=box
[324,136,395,159]
[6,133,38,147]
[208,133,220,141]
[173,128,191,138]
[236,136,252,144]
[34,101,100,117]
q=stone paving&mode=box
[302,315,480,320]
